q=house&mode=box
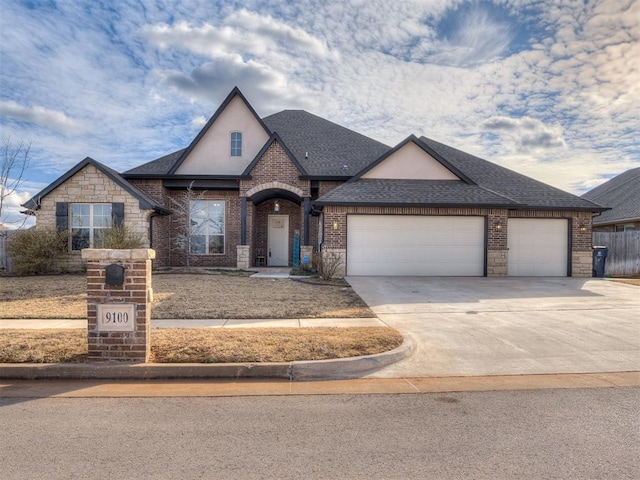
[23,87,606,277]
[581,168,640,232]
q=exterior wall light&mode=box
[494,222,502,231]
[333,221,338,230]
[274,200,280,212]
[579,224,587,232]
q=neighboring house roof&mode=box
[316,136,607,211]
[581,167,640,225]
[22,157,170,214]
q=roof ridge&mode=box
[584,168,640,201]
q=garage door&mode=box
[347,215,485,276]
[508,218,569,276]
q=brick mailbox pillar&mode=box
[81,249,155,362]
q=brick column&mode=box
[81,249,155,362]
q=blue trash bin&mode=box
[592,246,608,277]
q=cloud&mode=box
[429,3,515,66]
[0,101,86,134]
[482,116,566,152]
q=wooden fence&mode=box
[0,230,12,272]
[593,231,640,277]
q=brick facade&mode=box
[321,205,594,277]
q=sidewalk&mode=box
[0,317,385,329]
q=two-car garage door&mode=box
[347,215,485,276]
[346,215,569,276]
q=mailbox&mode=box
[105,263,125,286]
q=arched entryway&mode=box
[241,183,311,267]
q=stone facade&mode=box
[35,165,152,271]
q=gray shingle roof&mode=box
[123,149,185,176]
[418,137,603,210]
[23,157,170,213]
[262,110,390,177]
[581,167,640,224]
[315,179,521,208]
[316,136,607,211]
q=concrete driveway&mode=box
[346,277,640,378]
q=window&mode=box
[230,132,242,157]
[615,224,635,232]
[71,204,112,250]
[190,200,225,254]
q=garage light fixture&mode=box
[274,200,280,212]
[333,221,339,230]
[494,222,502,231]
[579,224,587,232]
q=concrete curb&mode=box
[0,334,414,381]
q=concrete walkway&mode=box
[0,318,385,329]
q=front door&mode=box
[268,215,289,266]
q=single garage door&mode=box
[347,215,485,276]
[508,218,569,276]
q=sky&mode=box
[1,0,638,227]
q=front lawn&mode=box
[0,327,403,363]
[0,273,374,319]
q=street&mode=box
[1,387,638,479]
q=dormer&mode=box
[169,87,271,176]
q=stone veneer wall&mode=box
[322,206,594,277]
[35,165,152,271]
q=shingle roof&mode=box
[315,179,521,208]
[418,137,604,211]
[23,157,170,214]
[262,110,390,177]
[316,136,607,211]
[581,167,640,224]
[123,149,185,176]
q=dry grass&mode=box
[0,273,373,319]
[611,279,640,286]
[0,328,403,363]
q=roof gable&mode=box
[241,133,308,177]
[359,136,462,181]
[353,135,474,184]
[262,110,390,177]
[168,87,271,176]
[22,157,168,213]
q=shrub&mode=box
[6,227,68,274]
[98,223,144,249]
[314,249,344,281]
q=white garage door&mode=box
[347,215,485,276]
[508,218,569,276]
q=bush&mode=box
[7,227,68,274]
[314,249,344,281]
[98,223,144,249]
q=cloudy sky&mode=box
[1,0,638,226]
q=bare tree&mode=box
[168,182,207,268]
[1,137,31,227]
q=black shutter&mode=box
[112,203,124,227]
[55,202,68,232]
